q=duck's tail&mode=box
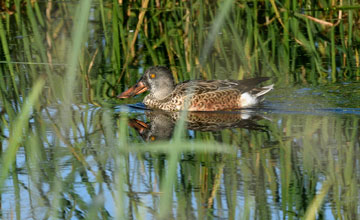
[254,84,274,97]
[240,84,274,108]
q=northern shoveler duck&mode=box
[118,66,274,111]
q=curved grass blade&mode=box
[0,78,45,189]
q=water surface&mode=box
[1,1,360,219]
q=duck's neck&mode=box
[151,83,175,100]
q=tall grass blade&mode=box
[199,0,234,66]
[0,18,18,96]
[62,0,92,123]
[0,78,45,188]
[304,180,332,220]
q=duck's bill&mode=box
[117,81,148,98]
[128,119,148,134]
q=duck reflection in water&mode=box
[128,110,269,142]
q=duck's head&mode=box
[117,66,175,100]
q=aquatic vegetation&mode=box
[0,0,359,219]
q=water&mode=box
[1,85,359,219]
[1,1,360,219]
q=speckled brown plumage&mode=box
[118,66,274,111]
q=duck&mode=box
[117,66,273,111]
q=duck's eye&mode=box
[150,136,156,141]
[150,73,156,79]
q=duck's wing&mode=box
[227,77,271,93]
[174,77,270,95]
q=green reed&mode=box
[0,78,44,189]
[0,0,360,219]
[0,18,18,97]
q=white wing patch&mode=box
[240,92,258,108]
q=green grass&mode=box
[0,0,359,219]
